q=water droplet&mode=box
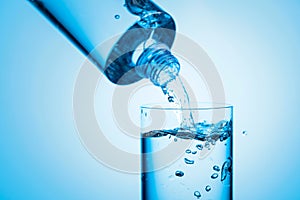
[114,14,120,19]
[211,173,218,179]
[205,185,211,192]
[192,151,197,154]
[242,130,247,136]
[168,96,174,102]
[175,170,184,177]
[162,87,168,95]
[185,149,191,154]
[213,165,220,172]
[184,158,194,165]
[194,191,201,198]
[174,138,178,142]
[196,144,203,150]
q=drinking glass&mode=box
[140,103,233,200]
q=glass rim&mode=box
[140,102,233,110]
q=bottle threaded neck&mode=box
[136,43,180,87]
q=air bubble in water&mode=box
[174,138,178,142]
[196,144,203,150]
[185,149,191,154]
[221,158,232,181]
[205,185,211,192]
[211,173,218,179]
[204,142,210,149]
[194,191,201,199]
[184,158,194,165]
[168,174,175,181]
[192,151,197,154]
[114,14,120,19]
[213,165,220,172]
[211,140,216,145]
[175,170,184,177]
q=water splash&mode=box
[162,76,194,128]
[142,119,232,142]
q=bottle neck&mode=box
[136,43,180,87]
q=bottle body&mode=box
[28,0,179,85]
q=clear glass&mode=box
[140,103,233,200]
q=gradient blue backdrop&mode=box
[1,0,300,199]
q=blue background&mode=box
[1,0,300,199]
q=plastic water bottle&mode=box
[28,0,180,86]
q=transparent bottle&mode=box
[28,0,180,86]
